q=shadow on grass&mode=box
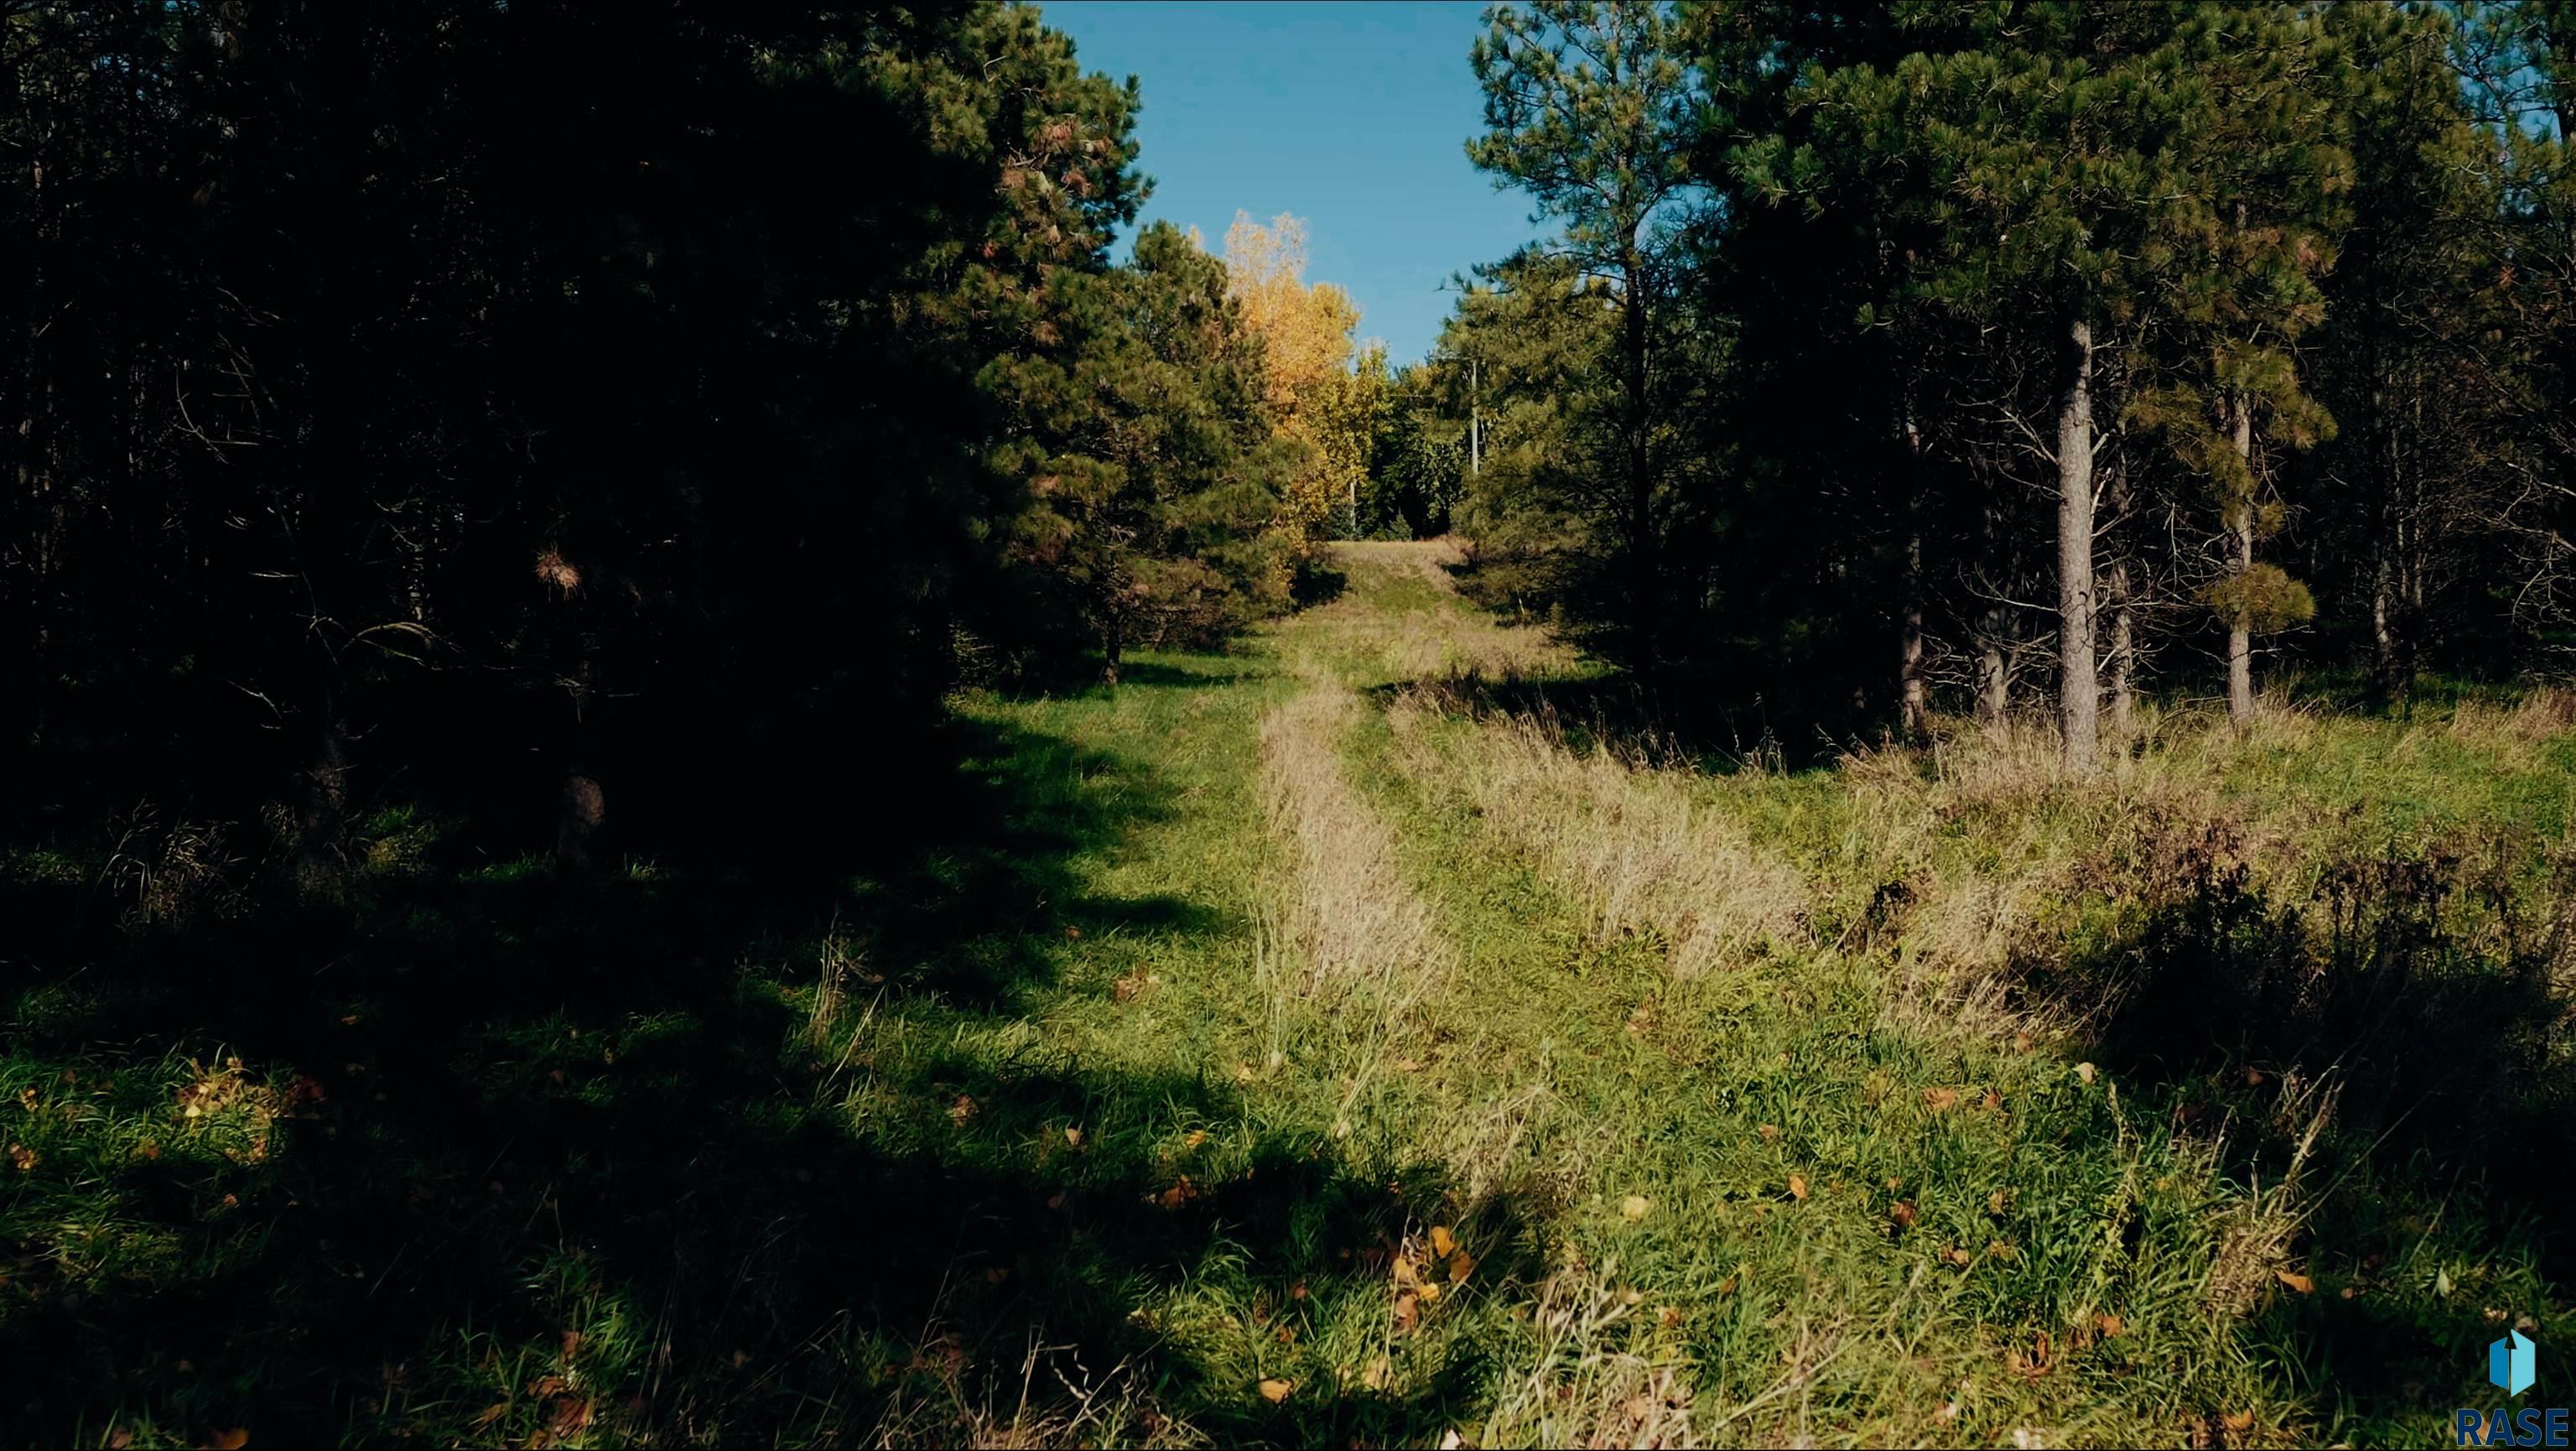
[2038,820,2576,1433]
[0,684,1521,1446]
[1363,668,1863,778]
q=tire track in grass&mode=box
[1255,656,1453,1136]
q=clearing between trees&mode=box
[8,541,2573,1448]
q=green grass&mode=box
[6,543,2573,1447]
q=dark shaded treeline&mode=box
[3,0,1290,878]
[1439,0,2576,761]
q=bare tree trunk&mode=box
[2104,452,2135,740]
[293,705,351,895]
[1102,613,1124,687]
[1898,407,1929,741]
[2107,577,2135,739]
[553,642,602,876]
[1976,609,2011,727]
[2226,400,2257,726]
[1899,531,1928,741]
[1619,246,1656,666]
[556,772,604,874]
[2055,315,2098,772]
[2371,551,2399,703]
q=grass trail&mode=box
[8,541,2573,1448]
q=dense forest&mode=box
[1429,0,2576,761]
[8,2,2576,1448]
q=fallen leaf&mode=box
[2275,1269,2313,1294]
[1291,1280,1309,1300]
[6,1143,34,1173]
[561,1329,583,1360]
[1621,1194,1651,1221]
[1417,1281,1441,1304]
[1361,1354,1391,1390]
[471,1402,510,1431]
[106,1430,135,1451]
[2222,1409,2256,1433]
[1155,1176,1196,1210]
[1716,1272,1739,1295]
[1447,1251,1475,1282]
[547,1396,592,1436]
[1431,1225,1456,1258]
[1233,1063,1255,1084]
[949,1095,977,1126]
[1756,1123,1779,1142]
[1394,1291,1420,1334]
[1890,1200,1919,1230]
[1657,1304,1682,1328]
[1981,1089,2004,1112]
[1921,1087,1960,1112]
[1439,1432,1465,1450]
[1046,1191,1067,1211]
[2075,1062,2098,1085]
[1786,1174,1809,1201]
[210,1431,250,1451]
[1989,1189,2011,1215]
[1943,1246,1973,1267]
[2096,1311,2124,1338]
[1183,1129,1208,1149]
[1064,1126,1083,1148]
[1396,1058,1421,1073]
[984,1266,1009,1285]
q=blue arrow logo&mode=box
[2491,1329,2537,1397]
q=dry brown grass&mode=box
[1259,665,1453,1038]
[2450,683,2576,767]
[1475,1253,1701,1451]
[1386,694,1810,977]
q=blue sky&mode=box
[1041,1,1546,366]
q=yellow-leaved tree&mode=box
[1222,211,1371,550]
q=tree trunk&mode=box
[2226,399,2257,726]
[1899,530,1927,741]
[1102,614,1124,687]
[293,706,351,896]
[1898,406,1929,741]
[2104,452,2135,741]
[2055,315,2098,772]
[1619,245,1655,664]
[2371,549,2400,705]
[553,641,602,876]
[1976,608,2011,727]
[556,772,604,874]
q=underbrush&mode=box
[1375,659,2576,1447]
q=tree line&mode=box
[13,0,2576,885]
[3,2,1386,879]
[1441,0,2576,766]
